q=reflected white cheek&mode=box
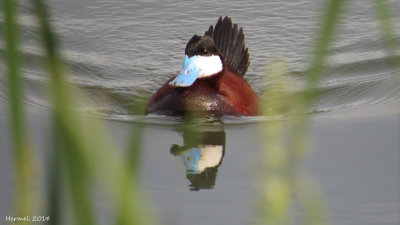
[195,55,223,78]
[196,145,223,172]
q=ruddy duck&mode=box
[145,16,259,117]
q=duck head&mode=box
[169,35,224,87]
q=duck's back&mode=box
[217,70,259,116]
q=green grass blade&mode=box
[33,1,154,225]
[258,0,345,224]
[47,119,62,225]
[373,0,398,55]
[33,1,96,224]
[3,0,35,220]
[304,0,346,105]
[373,0,400,86]
[289,0,345,152]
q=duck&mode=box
[145,16,259,117]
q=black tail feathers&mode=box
[205,16,249,76]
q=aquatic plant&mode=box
[258,0,398,225]
[2,0,397,225]
[3,0,35,220]
[3,0,155,225]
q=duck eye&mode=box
[186,156,191,161]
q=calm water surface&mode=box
[0,0,399,225]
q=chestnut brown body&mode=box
[146,70,259,117]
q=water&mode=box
[0,0,399,224]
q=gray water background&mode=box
[0,0,399,225]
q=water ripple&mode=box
[0,0,399,125]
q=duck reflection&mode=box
[170,128,225,191]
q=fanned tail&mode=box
[205,16,249,76]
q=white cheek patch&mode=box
[195,55,223,78]
[196,145,223,172]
